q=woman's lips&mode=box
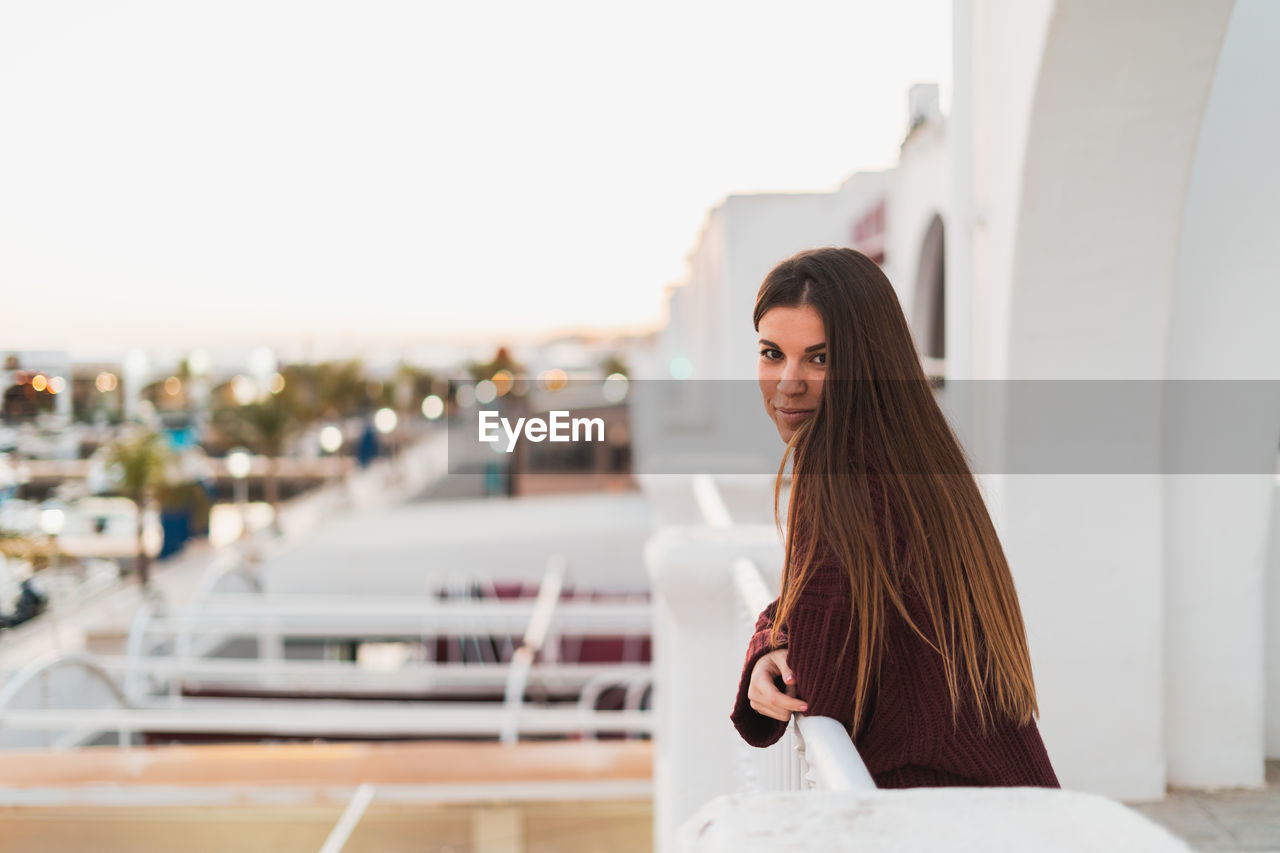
[775,408,814,426]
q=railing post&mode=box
[645,524,785,853]
[500,554,567,745]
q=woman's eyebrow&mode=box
[758,338,827,353]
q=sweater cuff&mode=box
[729,628,790,748]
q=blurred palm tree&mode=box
[468,346,520,381]
[394,362,438,413]
[210,361,387,537]
[212,390,300,534]
[600,354,629,378]
[105,429,172,590]
[282,361,367,422]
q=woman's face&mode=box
[757,303,826,443]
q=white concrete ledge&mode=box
[677,788,1190,852]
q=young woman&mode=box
[730,247,1060,788]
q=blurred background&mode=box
[1,1,1279,851]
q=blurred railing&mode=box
[0,553,653,747]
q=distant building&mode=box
[655,173,889,381]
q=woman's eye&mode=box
[760,348,781,360]
[812,353,826,365]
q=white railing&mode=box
[318,782,376,853]
[80,656,650,694]
[0,650,133,749]
[129,597,651,638]
[0,701,653,740]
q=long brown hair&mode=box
[755,247,1039,736]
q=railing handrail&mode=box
[148,597,650,618]
[125,598,651,643]
[46,655,650,685]
[732,558,773,615]
[0,703,654,737]
[793,715,877,790]
[692,473,734,529]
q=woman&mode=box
[730,247,1060,789]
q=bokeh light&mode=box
[491,370,513,396]
[249,345,276,377]
[226,449,252,479]
[602,372,629,403]
[231,375,257,405]
[474,380,497,405]
[188,348,211,376]
[39,507,66,536]
[539,368,568,391]
[374,407,398,434]
[421,395,444,420]
[319,425,344,453]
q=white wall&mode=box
[980,0,1236,799]
[1270,476,1280,758]
[962,0,1057,384]
[1163,0,1280,779]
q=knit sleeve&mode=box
[729,599,791,748]
[785,571,863,734]
[785,476,898,737]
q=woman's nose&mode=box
[777,373,807,395]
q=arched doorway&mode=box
[913,214,945,376]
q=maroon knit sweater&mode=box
[730,480,1060,789]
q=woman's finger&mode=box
[775,654,795,686]
[752,668,808,711]
[750,685,807,719]
[750,699,790,722]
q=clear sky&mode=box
[0,0,951,359]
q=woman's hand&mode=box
[747,648,809,722]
